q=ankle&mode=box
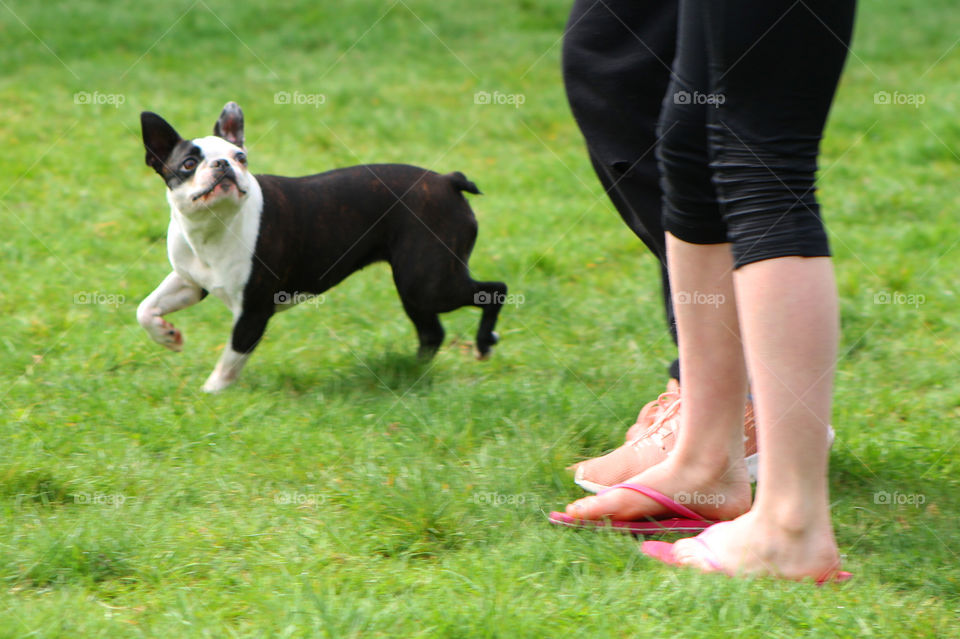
[670,409,747,471]
[670,444,744,481]
[751,498,832,536]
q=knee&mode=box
[658,118,727,244]
[709,135,829,267]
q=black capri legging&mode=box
[658,0,856,268]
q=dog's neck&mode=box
[170,177,263,263]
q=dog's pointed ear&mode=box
[213,101,245,148]
[141,112,183,176]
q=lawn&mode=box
[1,0,958,636]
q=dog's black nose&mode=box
[212,159,228,169]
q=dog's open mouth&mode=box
[192,173,247,201]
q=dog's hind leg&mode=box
[394,258,507,360]
[401,301,446,360]
[471,280,507,359]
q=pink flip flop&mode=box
[548,483,716,536]
[641,522,853,585]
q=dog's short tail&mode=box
[447,171,481,195]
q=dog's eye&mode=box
[235,152,247,165]
[181,158,198,171]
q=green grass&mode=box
[1,0,959,636]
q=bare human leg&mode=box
[668,255,843,581]
[563,235,751,523]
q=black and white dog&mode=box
[137,102,506,392]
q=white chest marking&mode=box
[167,177,263,316]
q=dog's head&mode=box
[141,102,253,215]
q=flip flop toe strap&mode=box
[600,483,709,521]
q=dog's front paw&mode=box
[138,305,185,351]
[202,369,235,393]
[201,376,230,394]
[201,348,249,393]
[150,317,184,352]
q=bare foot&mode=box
[564,454,752,522]
[669,511,844,582]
